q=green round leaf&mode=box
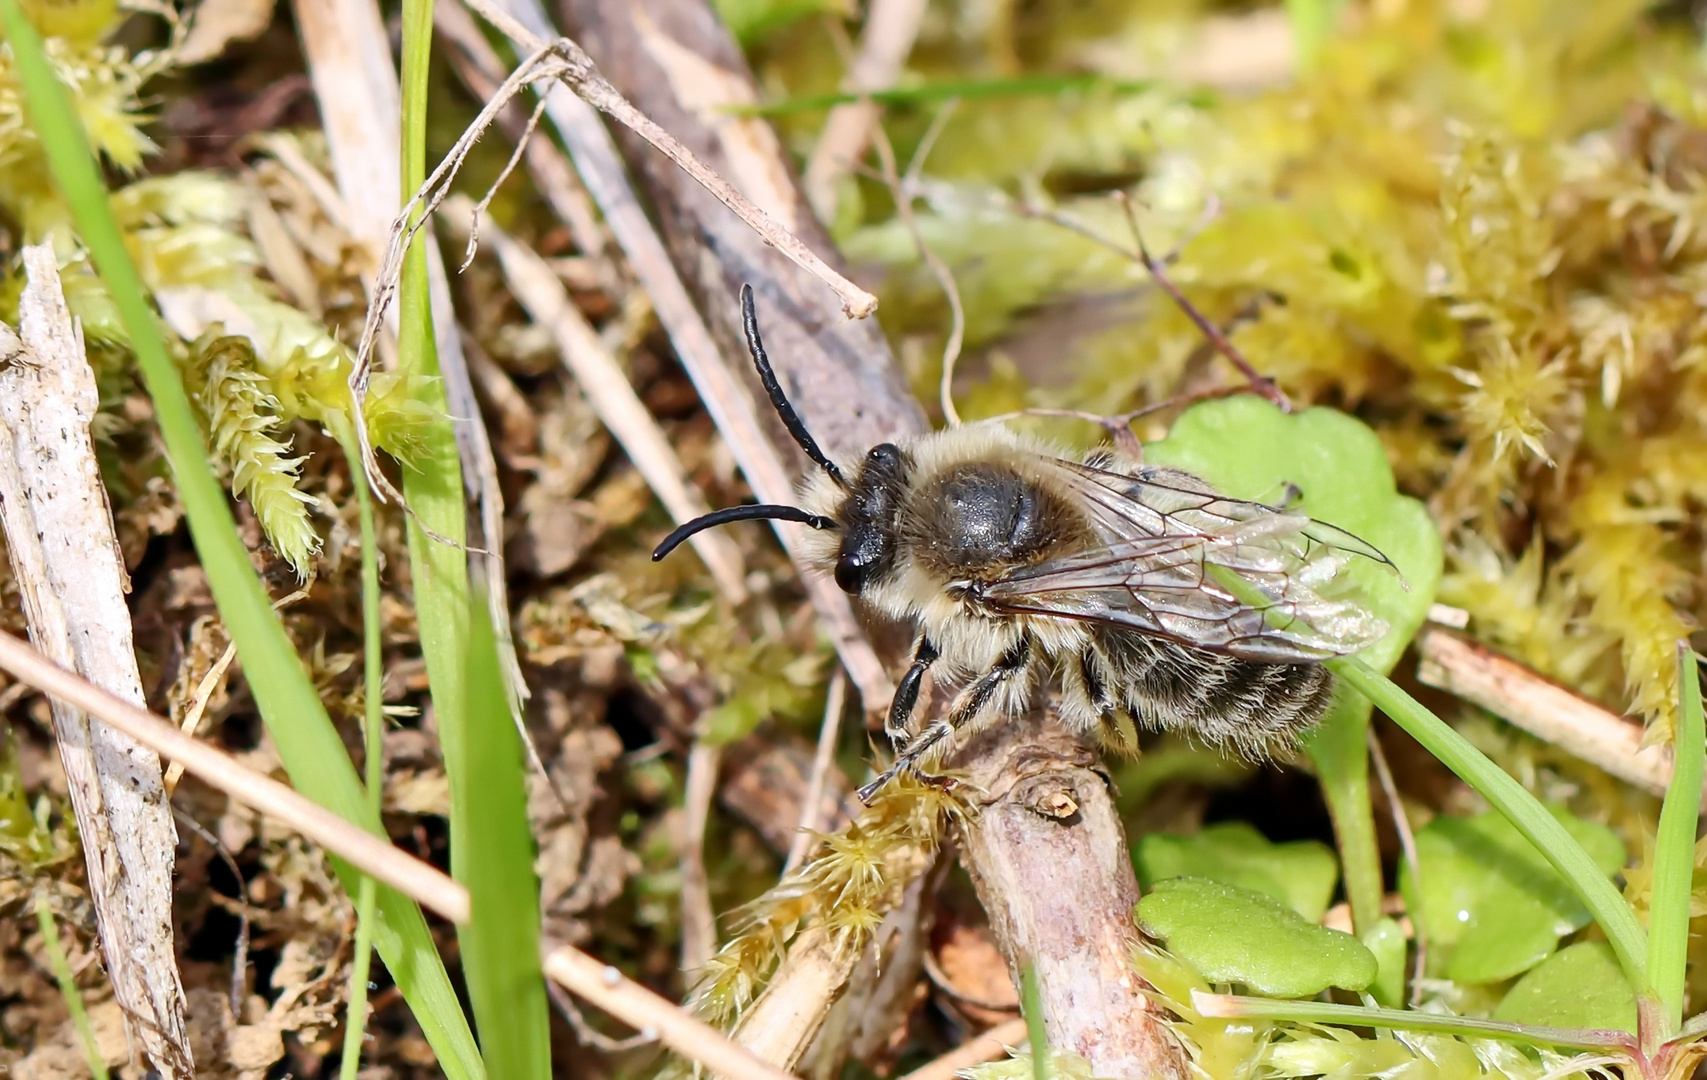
[1144,396,1442,674]
[1398,806,1626,984]
[1493,942,1637,1035]
[1135,822,1339,923]
[1136,877,1377,998]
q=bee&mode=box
[655,286,1393,803]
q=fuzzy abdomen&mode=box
[1057,628,1334,757]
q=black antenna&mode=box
[741,284,848,488]
[653,504,837,562]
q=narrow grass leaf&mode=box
[460,594,552,1073]
[36,893,108,1080]
[1648,641,1704,1036]
[0,6,483,1074]
[1330,657,1649,998]
[397,0,550,1074]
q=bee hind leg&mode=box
[858,635,1033,804]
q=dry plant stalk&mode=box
[1415,625,1691,800]
[0,246,192,1079]
[546,2,1185,1075]
[544,946,801,1080]
[0,630,473,924]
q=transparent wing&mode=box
[975,460,1392,663]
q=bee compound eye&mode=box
[834,554,865,594]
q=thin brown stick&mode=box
[434,0,610,266]
[896,1018,1030,1080]
[871,106,966,425]
[1415,625,1687,800]
[1368,728,1426,1003]
[543,945,804,1080]
[456,0,877,319]
[680,741,722,973]
[0,630,472,925]
[784,668,846,874]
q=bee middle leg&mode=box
[886,636,940,744]
[858,634,1034,804]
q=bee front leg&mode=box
[858,634,1033,804]
[886,636,940,745]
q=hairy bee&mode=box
[655,286,1391,803]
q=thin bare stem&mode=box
[1368,727,1425,1003]
[542,945,803,1080]
[0,630,472,924]
[785,668,847,874]
[457,0,879,319]
[1110,191,1287,409]
[459,92,554,272]
[871,103,965,425]
[680,741,721,973]
[897,1018,1030,1080]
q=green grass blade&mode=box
[0,6,484,1074]
[1330,657,1650,997]
[35,893,108,1080]
[1648,642,1704,1038]
[340,441,386,1080]
[397,0,550,1073]
[460,594,552,1071]
[734,73,1183,116]
[1194,991,1634,1052]
[1022,964,1049,1080]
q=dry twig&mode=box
[680,741,722,973]
[457,0,877,320]
[0,247,193,1079]
[785,667,847,874]
[434,0,610,267]
[1415,625,1686,799]
[0,630,471,925]
[897,1018,1031,1080]
[544,946,802,1080]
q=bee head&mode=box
[651,284,851,568]
[832,443,906,594]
